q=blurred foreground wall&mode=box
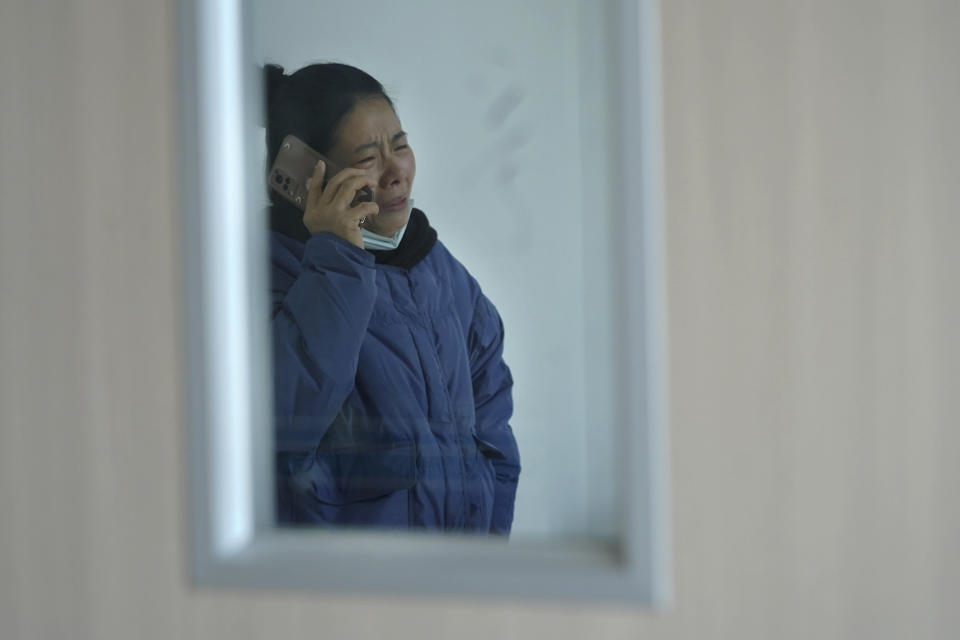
[1,1,957,638]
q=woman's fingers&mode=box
[305,160,326,210]
[324,170,377,209]
[354,201,379,225]
[301,164,378,247]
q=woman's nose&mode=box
[380,156,406,187]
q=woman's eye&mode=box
[358,157,375,165]
[395,144,409,151]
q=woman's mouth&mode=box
[381,195,408,212]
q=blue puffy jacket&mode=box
[271,219,520,533]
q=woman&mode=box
[266,62,520,534]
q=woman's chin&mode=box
[368,207,410,236]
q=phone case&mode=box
[268,134,372,211]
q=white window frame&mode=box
[179,0,672,603]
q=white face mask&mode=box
[361,199,413,251]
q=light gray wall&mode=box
[2,1,958,639]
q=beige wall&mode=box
[2,1,957,638]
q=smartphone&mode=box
[268,134,373,211]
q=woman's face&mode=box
[327,96,416,237]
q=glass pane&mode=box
[253,0,619,539]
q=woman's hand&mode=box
[302,160,379,249]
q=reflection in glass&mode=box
[253,0,621,539]
[266,62,521,533]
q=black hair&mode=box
[263,62,396,240]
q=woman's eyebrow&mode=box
[352,131,407,154]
